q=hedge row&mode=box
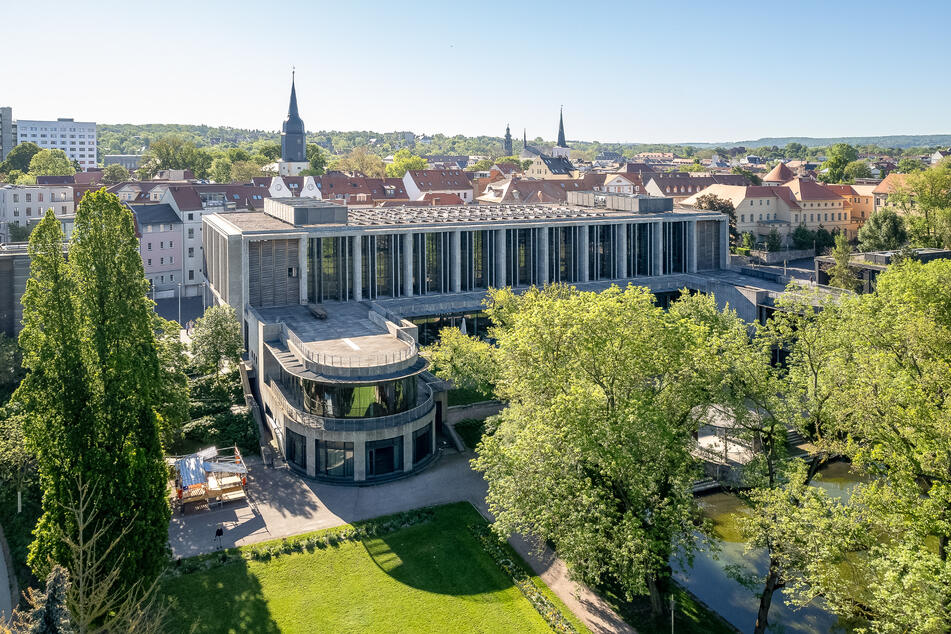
[468,524,577,633]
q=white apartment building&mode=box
[15,118,98,169]
[0,184,76,241]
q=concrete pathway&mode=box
[168,450,632,633]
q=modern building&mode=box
[15,118,97,169]
[278,73,309,177]
[202,194,731,482]
[0,184,75,241]
[0,107,13,162]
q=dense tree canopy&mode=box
[17,190,170,599]
[28,149,76,177]
[101,163,130,184]
[191,304,243,378]
[328,147,385,177]
[385,149,427,178]
[858,208,908,251]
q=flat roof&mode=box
[256,303,413,368]
[210,203,723,235]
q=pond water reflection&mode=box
[674,461,863,633]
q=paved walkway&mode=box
[168,451,632,633]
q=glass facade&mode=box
[286,428,307,470]
[315,440,354,479]
[413,423,433,464]
[663,222,687,275]
[549,226,577,283]
[280,371,419,419]
[626,223,653,276]
[307,237,352,302]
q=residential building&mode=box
[128,203,184,298]
[104,154,144,171]
[402,170,473,202]
[931,149,950,165]
[0,184,75,241]
[202,195,730,482]
[872,172,913,212]
[526,155,575,179]
[15,118,97,169]
[644,174,750,201]
[825,184,875,228]
[422,155,468,170]
[0,107,13,161]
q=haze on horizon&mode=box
[7,0,949,144]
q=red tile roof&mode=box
[169,186,203,211]
[763,162,795,182]
[782,178,841,201]
[422,192,465,205]
[406,170,472,191]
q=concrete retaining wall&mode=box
[750,248,814,264]
[447,401,503,424]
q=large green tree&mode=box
[302,143,327,176]
[858,208,907,251]
[100,163,130,184]
[191,304,243,378]
[28,149,76,177]
[0,142,41,176]
[18,190,171,599]
[142,136,213,179]
[427,286,745,618]
[818,143,858,183]
[384,148,427,178]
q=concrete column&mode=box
[616,223,628,279]
[688,220,698,273]
[537,227,549,286]
[578,225,589,282]
[354,438,366,481]
[305,430,316,477]
[451,230,461,292]
[719,217,730,270]
[402,232,413,296]
[495,229,507,287]
[241,239,250,311]
[403,431,414,473]
[299,237,308,303]
[653,221,664,276]
[352,235,362,301]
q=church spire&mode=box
[557,106,567,148]
[281,69,306,163]
[523,128,527,149]
[288,68,300,119]
[504,124,513,155]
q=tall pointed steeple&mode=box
[281,69,306,163]
[523,128,527,149]
[556,106,567,148]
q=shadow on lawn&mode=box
[361,513,514,597]
[163,559,279,634]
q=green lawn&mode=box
[161,503,589,634]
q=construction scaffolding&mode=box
[168,446,248,514]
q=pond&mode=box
[674,462,863,633]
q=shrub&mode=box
[182,407,257,453]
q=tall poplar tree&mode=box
[19,190,171,599]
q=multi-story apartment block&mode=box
[0,184,75,241]
[202,193,731,482]
[15,118,97,169]
[0,107,13,161]
[128,203,184,298]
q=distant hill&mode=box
[690,135,951,149]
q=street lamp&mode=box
[177,282,182,326]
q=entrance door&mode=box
[366,437,402,478]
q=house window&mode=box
[187,213,194,221]
[160,257,164,265]
[169,240,174,248]
[147,242,152,251]
[187,228,194,239]
[188,269,194,281]
[188,247,194,257]
[147,259,152,266]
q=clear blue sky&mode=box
[7,0,949,143]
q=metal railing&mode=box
[267,380,435,432]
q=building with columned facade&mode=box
[201,191,732,483]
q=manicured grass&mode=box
[161,503,589,634]
[601,580,737,634]
[454,418,487,450]
[447,387,494,407]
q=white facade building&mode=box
[15,118,98,169]
[0,185,76,241]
